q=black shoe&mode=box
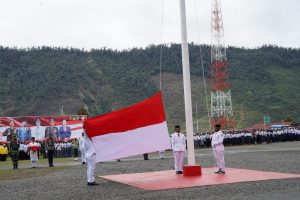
[176,171,181,174]
[178,171,183,174]
[220,170,226,174]
[214,170,221,174]
[82,162,86,165]
[87,182,99,186]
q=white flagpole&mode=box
[179,0,195,165]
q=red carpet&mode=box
[99,168,300,190]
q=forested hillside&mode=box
[0,44,299,130]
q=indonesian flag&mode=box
[84,91,171,163]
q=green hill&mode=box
[0,44,299,131]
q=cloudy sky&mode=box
[0,0,299,50]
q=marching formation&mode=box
[193,127,300,148]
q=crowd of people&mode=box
[0,119,85,169]
[0,140,81,160]
[193,127,300,148]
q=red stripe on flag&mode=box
[84,91,166,137]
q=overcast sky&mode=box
[0,0,299,50]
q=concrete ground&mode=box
[0,141,300,200]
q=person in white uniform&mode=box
[79,132,86,165]
[211,124,225,174]
[84,131,99,186]
[171,125,186,174]
[27,137,41,168]
[158,150,165,159]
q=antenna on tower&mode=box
[210,0,234,130]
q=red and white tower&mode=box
[210,0,234,130]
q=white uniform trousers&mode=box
[31,161,37,168]
[213,149,225,171]
[80,149,86,163]
[173,151,185,171]
[86,154,96,183]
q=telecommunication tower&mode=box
[210,0,234,130]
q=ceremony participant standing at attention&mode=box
[211,124,226,174]
[10,135,20,169]
[84,132,99,186]
[3,120,18,142]
[27,137,41,168]
[171,125,186,174]
[158,150,165,159]
[18,121,31,142]
[46,134,55,167]
[45,119,58,139]
[143,153,149,160]
[79,132,86,165]
[58,120,72,139]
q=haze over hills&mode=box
[0,44,299,131]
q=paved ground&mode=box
[1,142,300,200]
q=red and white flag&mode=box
[84,91,171,163]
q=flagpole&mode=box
[179,0,195,165]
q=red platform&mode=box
[183,165,202,176]
[99,168,300,191]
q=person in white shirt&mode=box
[158,150,165,159]
[171,125,186,174]
[211,124,225,174]
[79,132,86,164]
[56,143,62,158]
[27,137,41,168]
[84,131,99,186]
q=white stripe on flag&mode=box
[91,121,171,162]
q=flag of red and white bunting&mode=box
[84,91,171,163]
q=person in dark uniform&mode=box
[3,120,18,142]
[143,153,149,160]
[46,134,55,167]
[9,135,20,169]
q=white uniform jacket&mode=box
[27,142,41,161]
[171,133,186,152]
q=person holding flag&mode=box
[84,131,99,186]
[27,137,41,168]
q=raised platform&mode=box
[99,167,300,191]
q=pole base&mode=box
[183,165,202,176]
